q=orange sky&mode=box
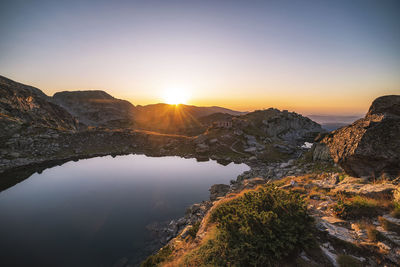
[1,0,399,116]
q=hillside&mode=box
[0,75,78,138]
[53,90,136,128]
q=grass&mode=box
[332,195,383,220]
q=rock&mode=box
[195,143,209,153]
[244,147,257,153]
[209,138,218,145]
[53,90,135,128]
[209,184,230,201]
[0,75,78,135]
[382,214,400,226]
[376,226,400,246]
[316,218,357,244]
[248,156,257,162]
[314,95,400,177]
[311,142,332,161]
[9,152,20,158]
[322,216,346,226]
[233,129,243,135]
[377,241,391,251]
[320,246,338,267]
[331,183,396,198]
[314,173,339,189]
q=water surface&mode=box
[0,155,248,266]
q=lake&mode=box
[0,155,249,266]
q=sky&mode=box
[0,0,399,115]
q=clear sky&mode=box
[1,0,399,115]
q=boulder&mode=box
[209,184,230,201]
[331,183,396,198]
[314,95,400,177]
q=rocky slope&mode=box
[0,75,79,138]
[143,159,400,267]
[313,95,400,177]
[189,108,325,163]
[53,90,136,128]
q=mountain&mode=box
[52,90,244,134]
[132,103,245,135]
[53,90,136,128]
[0,75,78,137]
[307,114,362,131]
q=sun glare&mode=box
[163,88,189,105]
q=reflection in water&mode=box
[0,154,248,266]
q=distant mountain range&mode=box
[0,75,245,136]
[307,114,362,131]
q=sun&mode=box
[163,88,189,105]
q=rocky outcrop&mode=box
[313,95,400,177]
[53,90,136,128]
[0,75,78,137]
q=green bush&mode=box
[185,186,315,266]
[141,245,173,267]
[333,195,380,220]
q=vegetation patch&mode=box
[183,186,315,266]
[333,195,382,220]
[187,221,201,239]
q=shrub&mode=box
[187,221,201,238]
[185,186,315,266]
[141,245,173,267]
[333,195,381,220]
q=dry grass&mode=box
[333,194,392,220]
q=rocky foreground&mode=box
[142,160,400,267]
